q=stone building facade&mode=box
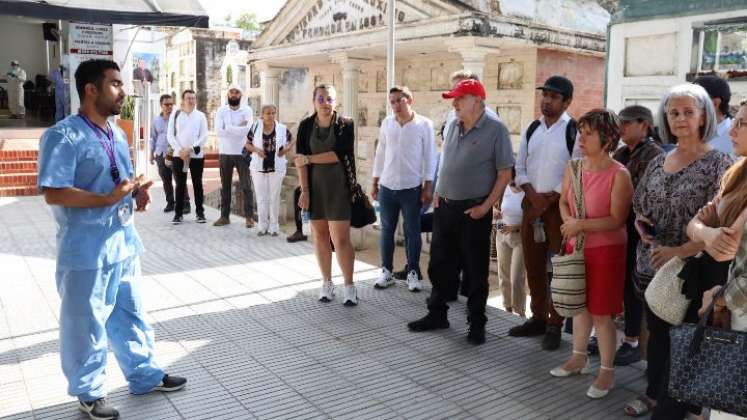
[165,28,253,130]
[606,0,747,114]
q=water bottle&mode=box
[301,210,310,235]
[532,219,546,243]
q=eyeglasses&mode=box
[316,96,335,104]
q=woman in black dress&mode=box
[295,84,358,306]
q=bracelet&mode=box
[303,155,311,165]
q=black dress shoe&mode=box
[407,313,450,332]
[172,215,183,225]
[467,325,486,345]
[542,325,562,351]
[507,317,546,337]
[393,266,408,280]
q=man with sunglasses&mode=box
[150,94,189,213]
[37,59,186,420]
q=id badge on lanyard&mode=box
[79,114,132,226]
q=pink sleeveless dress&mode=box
[565,160,628,315]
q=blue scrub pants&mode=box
[56,256,163,402]
[54,92,66,122]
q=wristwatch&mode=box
[303,155,311,166]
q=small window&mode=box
[697,23,747,73]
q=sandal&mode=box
[624,395,655,417]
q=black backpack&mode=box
[525,118,577,156]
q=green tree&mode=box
[233,12,261,31]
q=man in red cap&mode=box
[407,79,514,345]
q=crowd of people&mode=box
[36,57,747,420]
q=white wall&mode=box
[607,9,747,114]
[0,20,50,90]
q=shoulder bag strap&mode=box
[570,159,586,252]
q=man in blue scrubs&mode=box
[37,59,186,420]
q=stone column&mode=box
[446,38,497,82]
[259,64,282,117]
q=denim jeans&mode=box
[378,185,422,274]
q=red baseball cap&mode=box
[442,79,486,100]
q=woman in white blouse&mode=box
[494,169,527,317]
[244,104,294,236]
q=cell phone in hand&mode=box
[636,220,657,238]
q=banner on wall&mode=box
[68,22,113,112]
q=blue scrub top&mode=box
[37,114,144,271]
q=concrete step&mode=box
[0,173,37,187]
[0,150,38,162]
[0,161,37,173]
[0,185,38,197]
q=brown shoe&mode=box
[213,217,230,226]
[245,218,255,228]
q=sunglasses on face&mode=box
[316,96,335,104]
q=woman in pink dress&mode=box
[551,109,634,399]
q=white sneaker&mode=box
[319,281,335,302]
[406,270,423,292]
[343,284,358,306]
[373,269,395,289]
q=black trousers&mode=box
[173,157,204,217]
[623,232,643,338]
[293,186,303,232]
[427,197,492,325]
[219,154,254,219]
[155,155,189,206]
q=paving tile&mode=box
[0,195,646,419]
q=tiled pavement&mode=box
[0,191,646,420]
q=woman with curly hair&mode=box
[550,109,634,399]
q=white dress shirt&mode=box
[373,113,437,190]
[515,112,581,193]
[214,104,253,155]
[167,108,209,158]
[709,117,734,157]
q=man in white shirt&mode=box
[694,75,734,157]
[213,86,255,227]
[508,75,580,351]
[372,86,437,292]
[167,89,208,225]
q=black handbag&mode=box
[668,283,747,417]
[341,154,376,228]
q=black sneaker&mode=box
[196,214,206,224]
[163,203,174,213]
[152,374,187,392]
[614,342,641,366]
[183,203,191,215]
[407,313,450,332]
[393,266,408,280]
[542,325,562,351]
[79,398,119,420]
[172,215,183,225]
[588,336,599,356]
[286,231,307,243]
[507,317,546,337]
[467,325,486,345]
